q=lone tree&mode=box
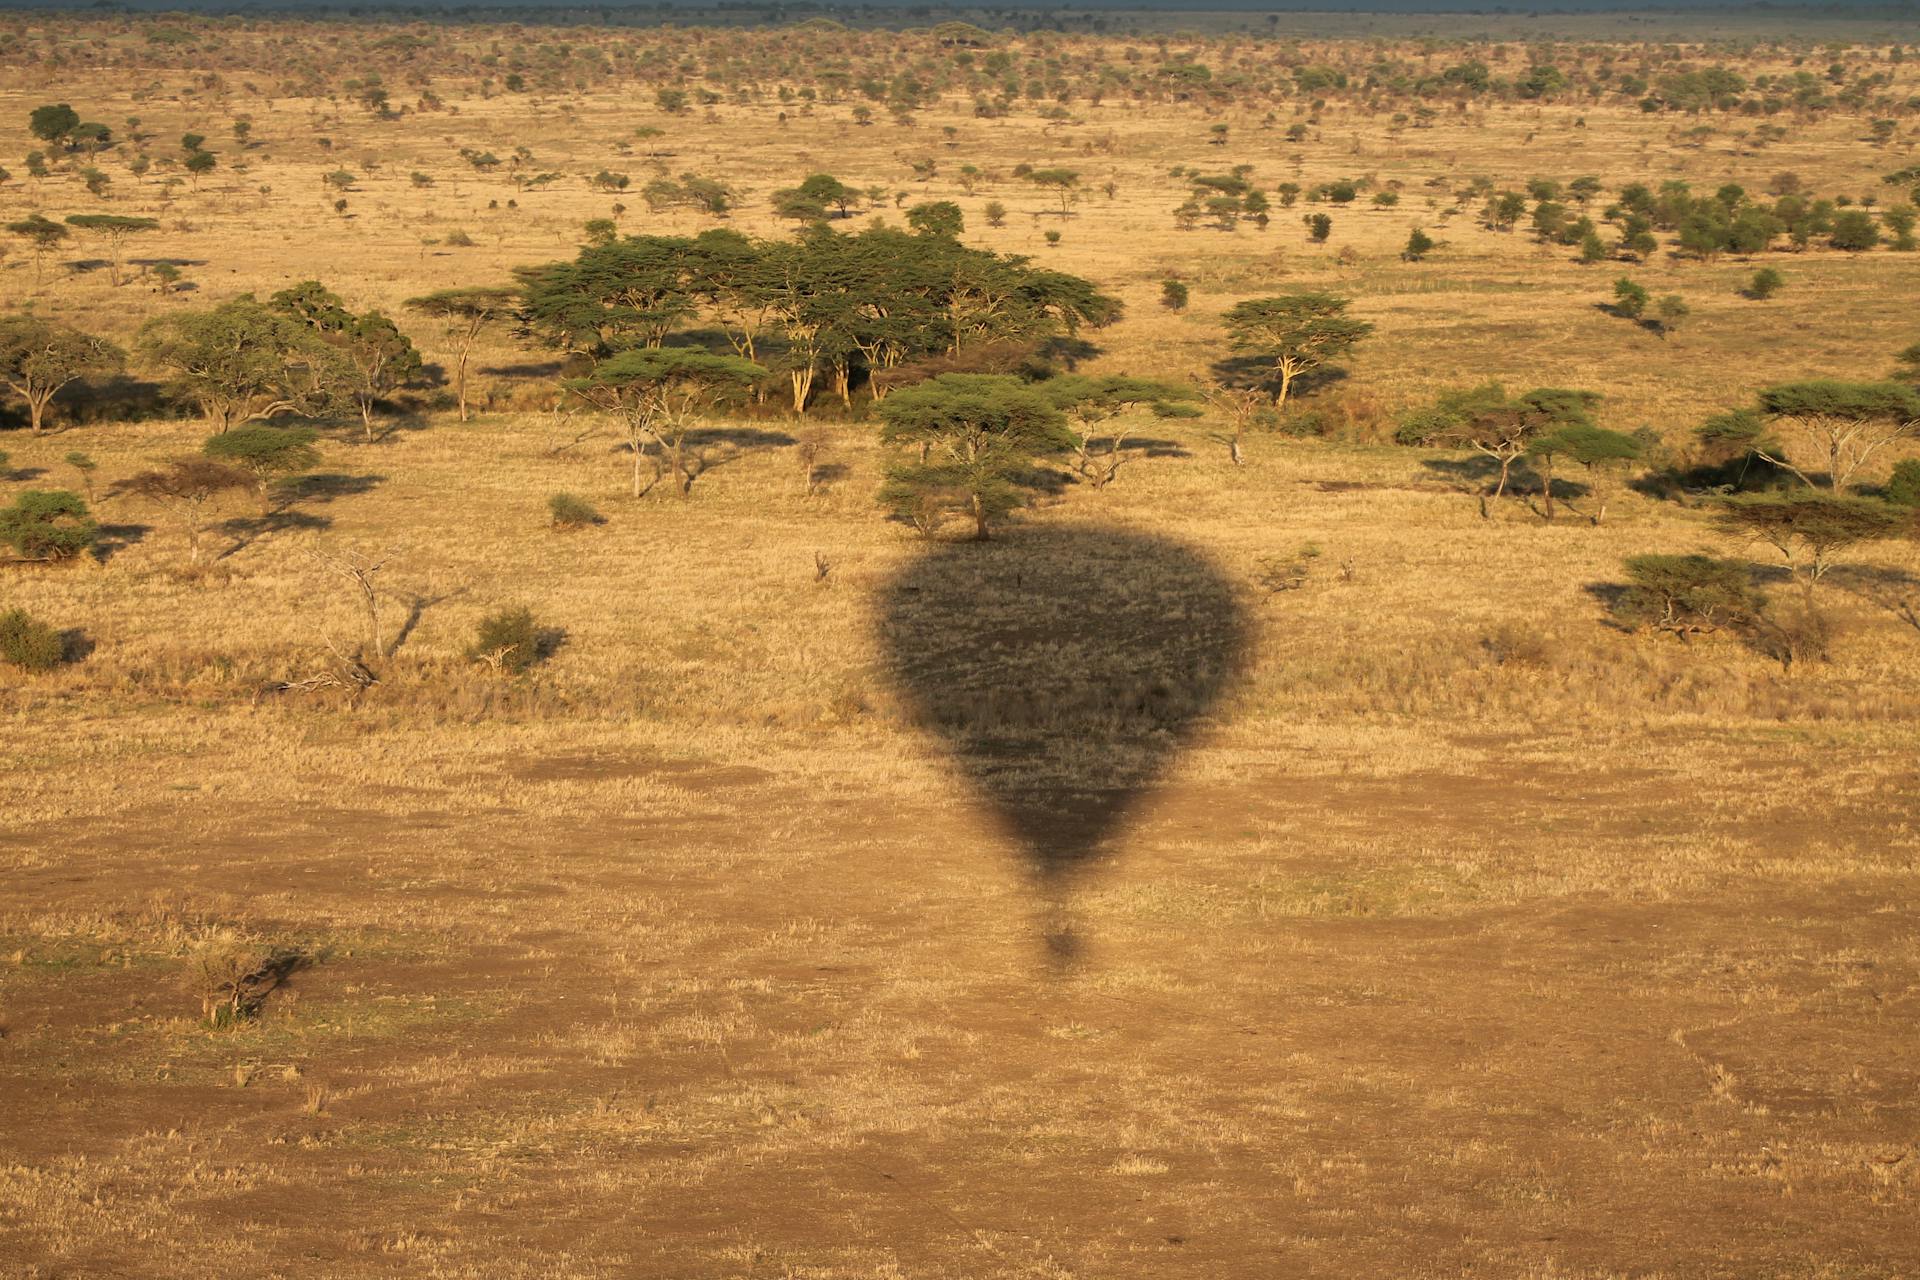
[110,459,253,565]
[1040,373,1199,489]
[202,424,321,513]
[1751,381,1920,491]
[1612,554,1764,639]
[139,297,355,432]
[271,281,424,438]
[27,104,80,147]
[6,214,69,285]
[0,314,125,435]
[1717,491,1907,606]
[1526,420,1642,522]
[63,214,159,287]
[564,348,765,497]
[402,286,518,422]
[1221,293,1372,411]
[0,489,97,561]
[877,373,1074,539]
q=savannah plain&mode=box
[2,9,1920,1277]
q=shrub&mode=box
[0,490,98,561]
[0,608,64,670]
[548,492,604,529]
[468,606,552,674]
[1160,279,1189,311]
[1745,267,1784,299]
[1883,459,1920,506]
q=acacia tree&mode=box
[6,215,69,286]
[0,315,125,435]
[202,424,321,513]
[1221,293,1373,411]
[1717,491,1907,607]
[271,281,424,438]
[110,458,253,564]
[1040,374,1199,488]
[877,373,1074,539]
[1398,384,1600,517]
[139,298,355,432]
[1527,421,1642,523]
[63,214,159,287]
[564,348,765,497]
[1752,381,1920,491]
[402,286,517,421]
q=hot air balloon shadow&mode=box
[876,525,1248,966]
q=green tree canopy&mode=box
[1221,292,1373,409]
[0,314,125,435]
[139,297,355,432]
[877,373,1073,539]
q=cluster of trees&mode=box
[1392,363,1920,663]
[1478,174,1916,261]
[518,223,1121,413]
[9,16,1914,127]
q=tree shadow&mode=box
[685,424,797,450]
[875,525,1248,969]
[479,360,565,379]
[91,522,151,565]
[389,586,469,656]
[1827,563,1920,633]
[217,511,330,560]
[1208,354,1349,400]
[279,473,386,506]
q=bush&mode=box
[1745,267,1784,300]
[548,492,604,529]
[468,606,552,674]
[0,490,98,561]
[0,608,65,670]
[1886,459,1920,506]
[1159,279,1189,311]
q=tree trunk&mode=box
[972,491,989,540]
[1541,456,1556,522]
[455,342,472,422]
[789,367,814,414]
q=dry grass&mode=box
[2,15,1919,1279]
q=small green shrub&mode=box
[1159,279,1189,311]
[0,490,99,561]
[548,492,604,529]
[1886,459,1920,507]
[0,608,65,671]
[468,606,551,674]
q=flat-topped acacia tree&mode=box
[63,213,159,287]
[1753,381,1920,492]
[564,348,765,498]
[0,314,124,435]
[1221,292,1373,412]
[403,287,519,422]
[6,215,69,286]
[877,373,1074,540]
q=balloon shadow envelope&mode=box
[876,525,1248,886]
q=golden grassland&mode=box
[2,19,1920,1279]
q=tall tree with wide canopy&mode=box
[402,286,518,422]
[1221,292,1373,410]
[0,314,125,435]
[271,281,424,438]
[1752,381,1920,492]
[139,298,354,432]
[564,348,765,496]
[519,234,698,355]
[63,214,159,287]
